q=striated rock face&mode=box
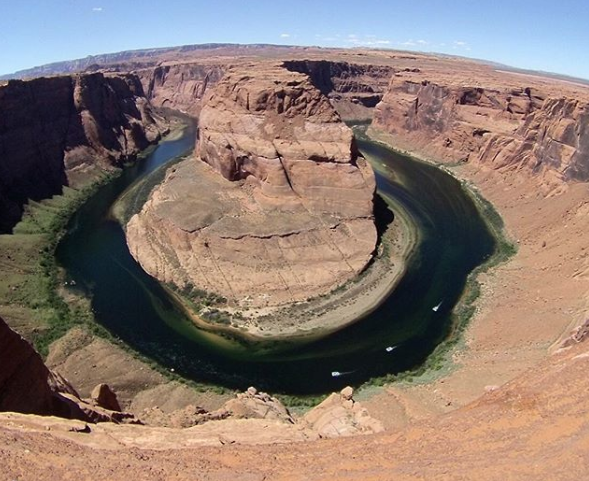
[135,59,393,120]
[127,66,377,307]
[479,97,589,182]
[0,72,164,233]
[136,63,226,116]
[196,66,371,196]
[372,76,589,185]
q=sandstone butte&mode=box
[1,45,589,480]
[126,64,378,309]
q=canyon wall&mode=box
[0,316,134,422]
[136,63,226,116]
[134,59,393,120]
[283,60,393,119]
[372,75,589,185]
[0,73,164,233]
[127,65,377,307]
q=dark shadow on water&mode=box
[374,192,395,242]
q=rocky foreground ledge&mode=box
[0,315,383,441]
[127,65,379,319]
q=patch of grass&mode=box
[0,171,117,356]
[276,393,328,411]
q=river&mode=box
[56,120,495,395]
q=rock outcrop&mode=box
[223,387,294,424]
[90,384,122,412]
[134,59,393,120]
[372,75,589,185]
[0,315,74,417]
[303,386,384,438]
[127,65,377,308]
[0,72,164,233]
[0,316,135,423]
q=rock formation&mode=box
[90,384,122,412]
[0,316,135,423]
[0,72,164,233]
[372,75,589,185]
[127,65,377,308]
[302,386,384,438]
[133,59,393,120]
[283,60,393,119]
[136,62,226,116]
[223,387,295,424]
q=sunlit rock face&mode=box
[127,65,377,307]
[372,77,589,186]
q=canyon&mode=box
[1,44,589,479]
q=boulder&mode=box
[223,387,294,424]
[90,384,122,412]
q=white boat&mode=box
[432,301,443,312]
[331,370,355,378]
[385,346,396,352]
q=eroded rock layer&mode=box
[283,60,393,119]
[372,74,589,185]
[127,66,377,307]
[136,62,226,116]
[0,73,164,232]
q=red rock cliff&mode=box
[136,63,226,116]
[372,75,589,185]
[0,73,164,233]
[0,316,137,423]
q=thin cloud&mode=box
[280,33,290,38]
[346,34,391,47]
[452,40,471,51]
[92,7,103,12]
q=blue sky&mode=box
[1,0,588,79]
